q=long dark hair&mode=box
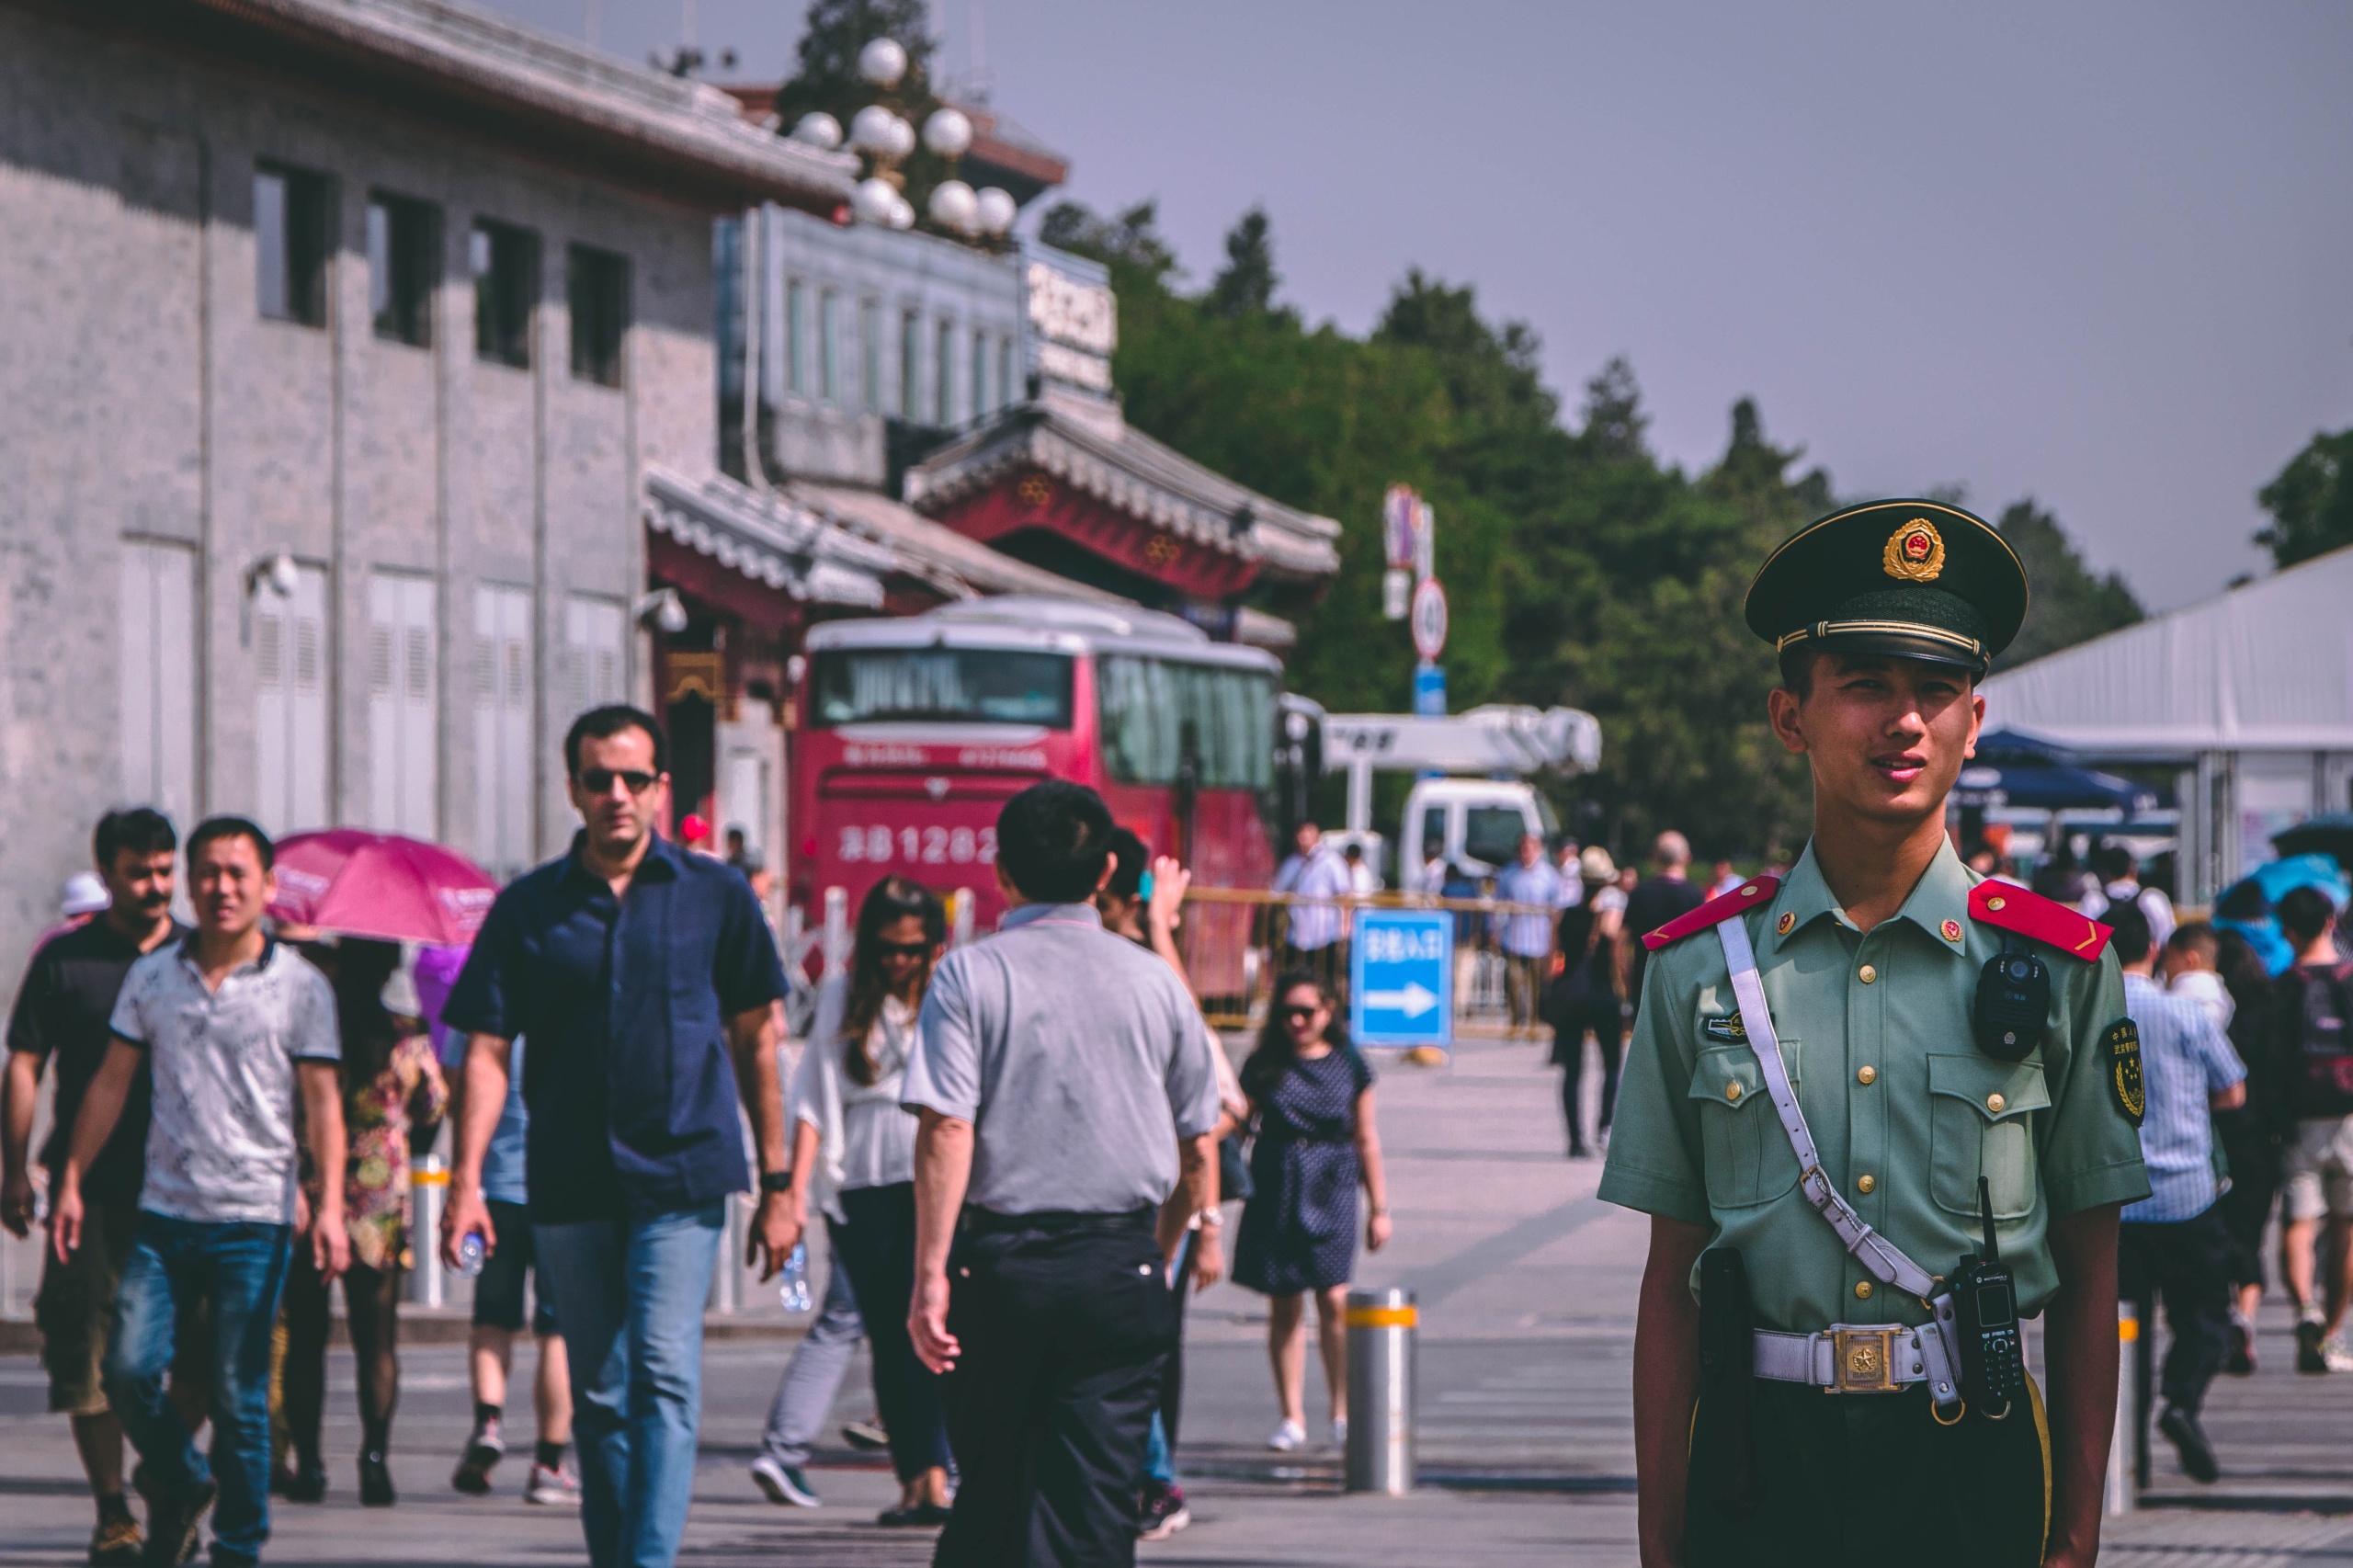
[1241,969,1355,1102]
[328,937,405,1095]
[842,876,947,1086]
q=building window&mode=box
[255,164,332,327]
[1000,336,1019,409]
[900,309,921,419]
[473,584,534,878]
[785,278,805,397]
[818,290,838,403]
[563,594,626,718]
[972,327,988,417]
[367,571,438,836]
[568,244,630,388]
[255,561,330,835]
[366,193,438,347]
[859,299,881,413]
[119,540,199,825]
[471,220,539,369]
[935,318,954,424]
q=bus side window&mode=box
[1421,807,1447,868]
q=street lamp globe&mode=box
[857,37,907,86]
[973,186,1017,235]
[851,176,898,225]
[848,104,903,155]
[928,178,979,233]
[790,111,842,150]
[922,107,972,158]
[888,194,915,230]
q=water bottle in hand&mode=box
[778,1242,812,1313]
[454,1232,487,1278]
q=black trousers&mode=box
[1553,1004,1626,1144]
[2120,1206,2233,1416]
[2211,1111,2281,1290]
[936,1210,1172,1568]
[1685,1377,2050,1568]
[830,1183,952,1483]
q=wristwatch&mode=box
[1194,1207,1223,1229]
[758,1170,795,1195]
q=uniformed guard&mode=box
[1598,500,2151,1568]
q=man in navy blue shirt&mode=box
[441,705,790,1568]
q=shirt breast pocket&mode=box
[1927,1053,2051,1220]
[1688,1041,1801,1210]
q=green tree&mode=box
[1205,207,1284,319]
[2255,428,2353,568]
[1991,498,2143,669]
[1037,199,1178,285]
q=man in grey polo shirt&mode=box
[905,781,1221,1568]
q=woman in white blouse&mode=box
[777,876,951,1528]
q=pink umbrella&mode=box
[267,830,501,947]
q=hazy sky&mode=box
[482,1,2353,611]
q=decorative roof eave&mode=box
[789,481,1130,608]
[643,466,890,608]
[145,0,857,212]
[904,403,1341,579]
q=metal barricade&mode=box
[1345,1287,1417,1494]
[1173,887,1564,1035]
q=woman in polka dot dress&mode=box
[1233,971,1392,1453]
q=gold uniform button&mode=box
[1856,1065,1877,1085]
[1724,1082,1743,1102]
[1987,1092,2006,1114]
[1987,896,2007,912]
[1854,1279,1874,1301]
[1859,964,1878,984]
[1857,1174,1876,1194]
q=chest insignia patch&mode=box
[2106,1018,2144,1126]
[1702,1014,1748,1043]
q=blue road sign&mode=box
[1413,662,1447,717]
[1351,908,1454,1048]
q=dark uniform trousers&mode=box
[2119,1205,2232,1416]
[936,1208,1173,1568]
[1685,1378,2052,1568]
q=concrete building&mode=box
[0,0,858,973]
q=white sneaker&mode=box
[2324,1335,2353,1374]
[1265,1419,1306,1452]
[525,1461,580,1506]
[749,1453,823,1507]
[1328,1415,1348,1449]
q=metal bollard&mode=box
[2105,1302,2136,1516]
[822,886,850,980]
[410,1154,447,1309]
[1345,1287,1416,1494]
[951,886,976,948]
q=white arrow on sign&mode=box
[1363,982,1439,1018]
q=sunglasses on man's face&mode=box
[576,767,659,795]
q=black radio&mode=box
[1952,1176,2025,1420]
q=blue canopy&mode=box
[1952,730,2166,812]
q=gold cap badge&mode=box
[1882,517,1945,582]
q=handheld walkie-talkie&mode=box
[1952,1176,2025,1420]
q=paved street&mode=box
[5,1032,2353,1564]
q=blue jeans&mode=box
[103,1214,292,1565]
[1143,1411,1176,1486]
[535,1203,724,1568]
[759,1253,862,1467]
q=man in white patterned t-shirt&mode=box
[51,818,346,1568]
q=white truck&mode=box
[1321,706,1602,892]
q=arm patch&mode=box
[2105,1018,2143,1127]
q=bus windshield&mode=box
[1097,654,1274,790]
[810,647,1074,728]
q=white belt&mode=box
[1754,1323,1950,1393]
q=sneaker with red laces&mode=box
[452,1417,506,1494]
[1137,1483,1190,1542]
[525,1460,580,1506]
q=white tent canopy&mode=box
[1982,544,2353,758]
[1980,544,2353,901]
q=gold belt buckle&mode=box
[1827,1327,1900,1394]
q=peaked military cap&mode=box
[1745,499,2028,676]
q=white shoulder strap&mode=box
[1714,917,1951,1311]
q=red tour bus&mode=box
[791,597,1287,994]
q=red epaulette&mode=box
[1640,878,1781,951]
[1970,881,2112,960]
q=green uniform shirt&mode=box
[1597,838,2150,1332]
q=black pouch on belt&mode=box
[1696,1246,1760,1518]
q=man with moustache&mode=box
[1600,503,2149,1568]
[2,809,201,1566]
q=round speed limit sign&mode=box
[1410,577,1449,662]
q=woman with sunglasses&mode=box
[1233,971,1391,1452]
[774,876,954,1527]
